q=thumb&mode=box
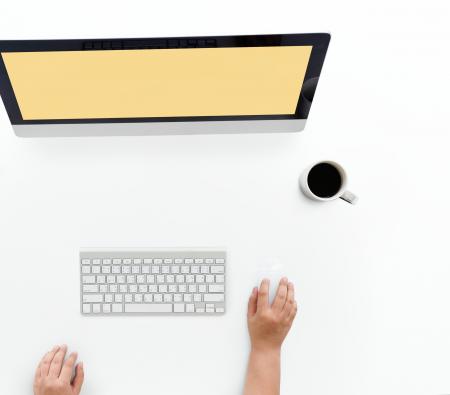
[72,363,84,395]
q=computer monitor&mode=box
[0,33,330,137]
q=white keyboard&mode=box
[80,249,226,315]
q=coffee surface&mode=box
[307,163,342,198]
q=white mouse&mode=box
[255,263,285,305]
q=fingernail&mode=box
[79,362,84,369]
[53,345,60,350]
[282,277,288,283]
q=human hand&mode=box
[247,278,298,352]
[34,345,84,395]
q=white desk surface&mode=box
[1,1,450,394]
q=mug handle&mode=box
[340,190,358,204]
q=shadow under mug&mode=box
[299,161,358,204]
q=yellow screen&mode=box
[1,46,312,120]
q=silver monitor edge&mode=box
[12,119,306,137]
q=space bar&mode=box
[125,304,173,313]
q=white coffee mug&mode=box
[299,160,358,204]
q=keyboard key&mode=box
[186,304,195,312]
[154,294,163,302]
[125,304,172,313]
[81,266,91,274]
[144,294,153,303]
[82,276,96,284]
[112,304,123,313]
[216,259,225,264]
[209,284,225,293]
[216,275,225,283]
[92,304,101,313]
[178,284,187,293]
[205,259,214,264]
[82,304,91,313]
[103,259,112,265]
[143,258,152,264]
[122,266,131,274]
[211,266,224,274]
[92,259,101,265]
[81,259,90,265]
[164,294,173,302]
[174,294,182,302]
[133,258,142,264]
[139,285,148,293]
[183,294,192,302]
[92,266,101,274]
[103,304,111,313]
[83,294,103,303]
[129,284,138,293]
[194,294,202,302]
[174,303,185,313]
[204,294,225,302]
[159,285,168,293]
[188,284,197,293]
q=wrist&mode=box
[250,344,281,356]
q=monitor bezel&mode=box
[0,33,330,125]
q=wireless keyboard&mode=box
[80,249,226,315]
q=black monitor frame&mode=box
[0,33,330,125]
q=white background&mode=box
[0,0,450,394]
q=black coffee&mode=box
[307,163,342,198]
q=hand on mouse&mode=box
[247,278,298,352]
[34,345,84,395]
